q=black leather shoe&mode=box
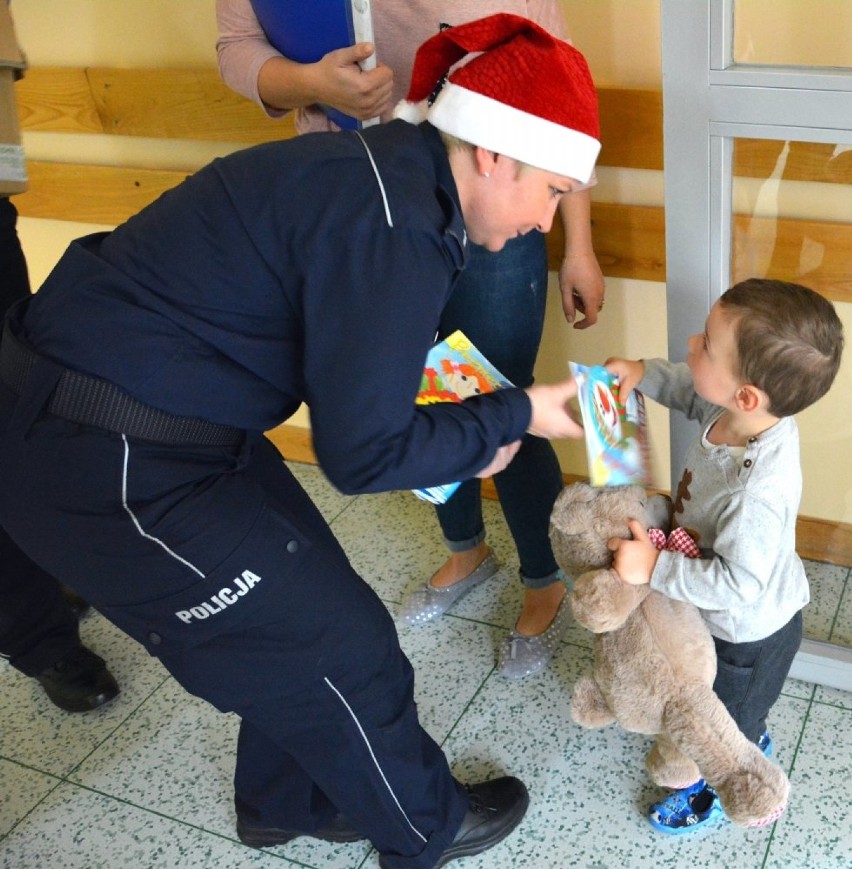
[36,645,120,712]
[237,814,364,848]
[379,776,529,868]
[60,585,91,619]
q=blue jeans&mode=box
[435,231,564,587]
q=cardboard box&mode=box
[0,2,27,196]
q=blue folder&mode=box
[251,0,368,130]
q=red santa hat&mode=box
[393,13,600,184]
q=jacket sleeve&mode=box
[296,178,531,495]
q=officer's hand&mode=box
[475,441,521,478]
[525,379,584,439]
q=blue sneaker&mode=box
[648,779,723,834]
[648,731,775,835]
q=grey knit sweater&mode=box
[640,359,809,643]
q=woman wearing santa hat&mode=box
[217,0,606,681]
[1,15,600,868]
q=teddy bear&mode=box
[549,481,789,829]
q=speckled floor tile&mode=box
[398,617,502,740]
[0,759,59,838]
[781,675,818,702]
[827,565,852,647]
[325,486,503,608]
[67,678,238,828]
[764,699,852,868]
[288,460,358,524]
[327,481,594,654]
[0,781,292,869]
[813,682,852,711]
[65,677,374,869]
[802,560,848,643]
[3,464,850,869]
[440,651,807,869]
[0,611,169,776]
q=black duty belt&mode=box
[0,321,244,448]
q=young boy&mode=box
[605,278,844,834]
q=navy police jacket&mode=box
[21,121,531,495]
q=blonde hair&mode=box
[438,131,533,175]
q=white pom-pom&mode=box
[393,99,429,124]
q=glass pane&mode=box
[734,0,852,69]
[731,137,851,648]
[732,138,852,298]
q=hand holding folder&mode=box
[251,0,379,129]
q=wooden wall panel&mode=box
[15,69,852,182]
[597,88,663,171]
[16,161,188,225]
[18,172,852,301]
[732,214,852,304]
[265,425,852,567]
[546,202,667,282]
[84,68,294,143]
[15,67,101,133]
[734,138,852,185]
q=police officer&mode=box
[0,16,599,868]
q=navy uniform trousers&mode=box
[0,365,467,868]
[0,196,82,675]
[0,525,80,675]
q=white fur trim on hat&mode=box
[393,99,429,124]
[428,82,600,184]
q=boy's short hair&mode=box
[721,278,844,417]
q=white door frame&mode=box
[660,0,852,690]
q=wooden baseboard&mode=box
[265,425,852,568]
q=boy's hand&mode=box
[604,357,645,398]
[608,519,658,585]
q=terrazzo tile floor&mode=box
[2,461,851,869]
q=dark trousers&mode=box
[713,609,803,744]
[0,525,81,674]
[0,197,30,310]
[435,231,564,585]
[0,196,82,674]
[0,372,467,867]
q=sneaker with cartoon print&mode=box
[648,729,774,834]
[648,778,722,834]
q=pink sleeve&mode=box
[215,0,288,117]
[527,0,597,189]
[526,0,571,44]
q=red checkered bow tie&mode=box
[647,527,701,559]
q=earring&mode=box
[482,172,490,178]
